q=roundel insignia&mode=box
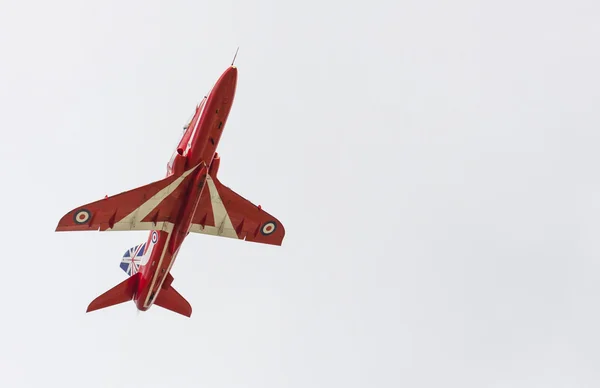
[260,221,277,236]
[73,209,91,224]
[151,231,158,244]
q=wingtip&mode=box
[55,216,69,232]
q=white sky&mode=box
[1,0,600,386]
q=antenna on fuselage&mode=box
[231,47,239,66]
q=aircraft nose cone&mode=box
[226,65,237,81]
[220,65,237,89]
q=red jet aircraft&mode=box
[55,65,285,317]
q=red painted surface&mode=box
[56,66,285,317]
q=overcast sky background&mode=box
[1,0,599,386]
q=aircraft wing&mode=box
[56,166,199,232]
[188,174,285,246]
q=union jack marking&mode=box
[120,242,147,276]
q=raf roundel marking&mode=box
[74,209,91,224]
[260,221,277,236]
[151,231,158,244]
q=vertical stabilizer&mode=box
[120,242,148,276]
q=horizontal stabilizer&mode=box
[87,273,140,313]
[154,283,192,317]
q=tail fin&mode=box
[87,273,140,313]
[120,242,148,276]
[154,276,192,317]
